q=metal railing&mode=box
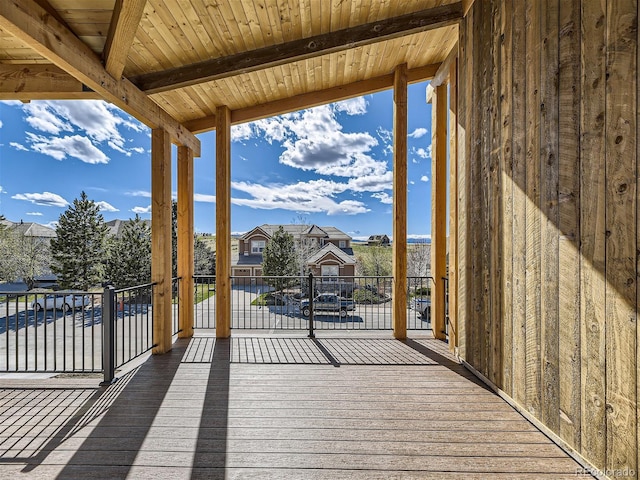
[0,274,438,376]
[192,275,435,332]
[194,275,216,328]
[0,290,103,373]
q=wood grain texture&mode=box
[183,64,440,134]
[431,83,448,342]
[151,128,173,354]
[103,0,146,79]
[510,0,527,409]
[456,12,469,360]
[488,0,502,388]
[132,3,463,94]
[579,0,607,468]
[604,0,637,473]
[499,0,513,396]
[524,0,541,419]
[177,146,195,339]
[392,63,407,340]
[215,105,231,338]
[557,0,581,450]
[539,0,560,435]
[0,0,201,155]
[448,56,458,353]
[0,63,100,99]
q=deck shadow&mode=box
[52,339,187,479]
[401,338,492,390]
[191,338,230,479]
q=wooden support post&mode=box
[431,83,448,341]
[177,146,194,338]
[392,63,408,340]
[216,105,231,338]
[448,58,458,351]
[151,128,173,354]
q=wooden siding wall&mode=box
[458,0,638,476]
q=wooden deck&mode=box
[0,334,593,479]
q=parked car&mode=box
[32,294,90,312]
[411,297,431,320]
[300,293,356,318]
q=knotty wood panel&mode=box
[604,0,637,473]
[457,0,638,477]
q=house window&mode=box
[251,240,265,253]
[339,240,346,248]
[321,265,339,279]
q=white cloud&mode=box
[26,212,43,216]
[44,221,59,229]
[132,205,151,214]
[413,146,431,159]
[231,179,369,215]
[408,128,428,138]
[0,186,5,194]
[229,105,387,179]
[10,142,28,151]
[12,191,69,207]
[126,190,151,198]
[420,175,429,182]
[0,120,3,128]
[409,180,415,185]
[23,102,73,135]
[231,123,254,142]
[194,193,216,203]
[347,171,393,193]
[371,192,393,204]
[375,127,394,156]
[96,201,119,212]
[26,133,109,164]
[21,100,145,159]
[279,106,382,177]
[333,97,368,115]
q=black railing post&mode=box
[442,276,449,339]
[308,273,315,338]
[101,285,116,386]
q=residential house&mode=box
[232,224,356,280]
[367,234,390,246]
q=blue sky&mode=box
[0,82,433,240]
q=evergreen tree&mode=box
[261,226,298,292]
[105,215,151,288]
[51,192,109,290]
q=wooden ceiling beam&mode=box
[183,63,441,134]
[133,2,463,94]
[0,64,101,100]
[103,0,147,79]
[0,0,200,156]
[429,41,458,88]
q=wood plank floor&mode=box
[0,334,594,479]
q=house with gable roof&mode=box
[232,224,356,280]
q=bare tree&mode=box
[407,240,430,278]
[291,215,319,277]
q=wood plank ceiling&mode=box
[0,0,460,135]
